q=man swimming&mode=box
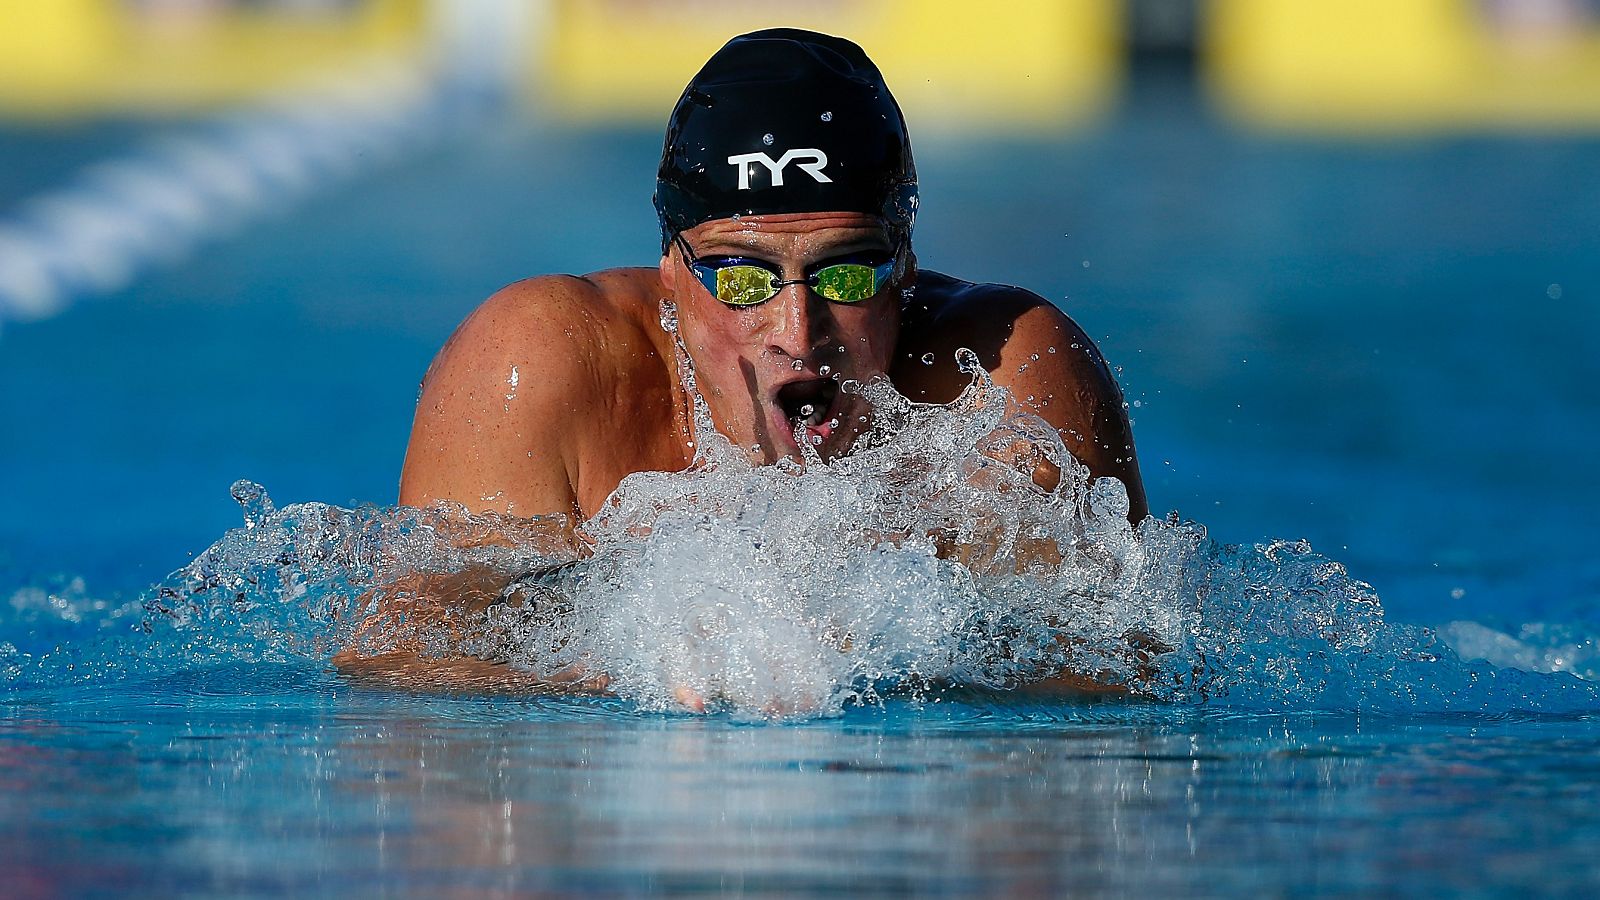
[402,28,1143,526]
[339,29,1147,699]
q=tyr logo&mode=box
[726,148,833,189]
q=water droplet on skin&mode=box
[810,434,823,445]
[1070,343,1079,350]
[762,133,775,145]
[858,415,869,423]
[920,352,935,365]
[827,417,840,429]
[819,365,831,377]
[820,111,833,121]
[1029,353,1039,361]
[792,359,805,370]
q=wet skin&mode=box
[356,212,1149,704]
[398,211,1147,524]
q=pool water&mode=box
[4,75,1600,893]
[7,677,1600,896]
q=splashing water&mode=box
[5,305,1597,719]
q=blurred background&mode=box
[1,0,1596,630]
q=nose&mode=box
[763,282,830,361]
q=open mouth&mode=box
[775,378,841,445]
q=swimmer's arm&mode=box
[335,650,609,696]
[400,276,601,520]
[341,278,613,691]
[987,298,1149,523]
[331,557,612,694]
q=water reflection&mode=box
[5,688,1600,895]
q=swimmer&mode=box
[336,30,1148,701]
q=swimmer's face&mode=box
[660,212,909,464]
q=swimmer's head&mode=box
[653,29,918,253]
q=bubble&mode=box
[820,111,833,121]
[819,365,831,377]
[762,133,775,145]
[1548,283,1564,299]
[799,403,815,418]
[58,316,1599,722]
[230,479,275,529]
[954,347,980,374]
[920,352,935,365]
[1047,346,1057,354]
[792,359,805,370]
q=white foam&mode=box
[23,329,1596,720]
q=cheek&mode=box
[679,307,761,396]
[835,303,899,368]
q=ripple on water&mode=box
[3,314,1599,720]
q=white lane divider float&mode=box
[0,56,460,338]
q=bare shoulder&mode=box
[897,271,1148,520]
[400,268,661,517]
[436,273,605,365]
[897,272,1114,403]
[422,268,661,398]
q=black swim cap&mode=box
[654,29,918,253]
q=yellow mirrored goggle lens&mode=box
[713,265,779,306]
[811,263,881,303]
[698,260,893,306]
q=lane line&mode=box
[0,57,460,337]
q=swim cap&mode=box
[654,29,918,252]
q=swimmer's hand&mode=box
[1024,628,1171,699]
[332,648,611,696]
[333,559,619,696]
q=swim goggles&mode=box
[673,232,896,307]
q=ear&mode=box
[659,246,681,296]
[896,244,918,284]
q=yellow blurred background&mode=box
[2,0,1600,129]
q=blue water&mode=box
[4,78,1600,893]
